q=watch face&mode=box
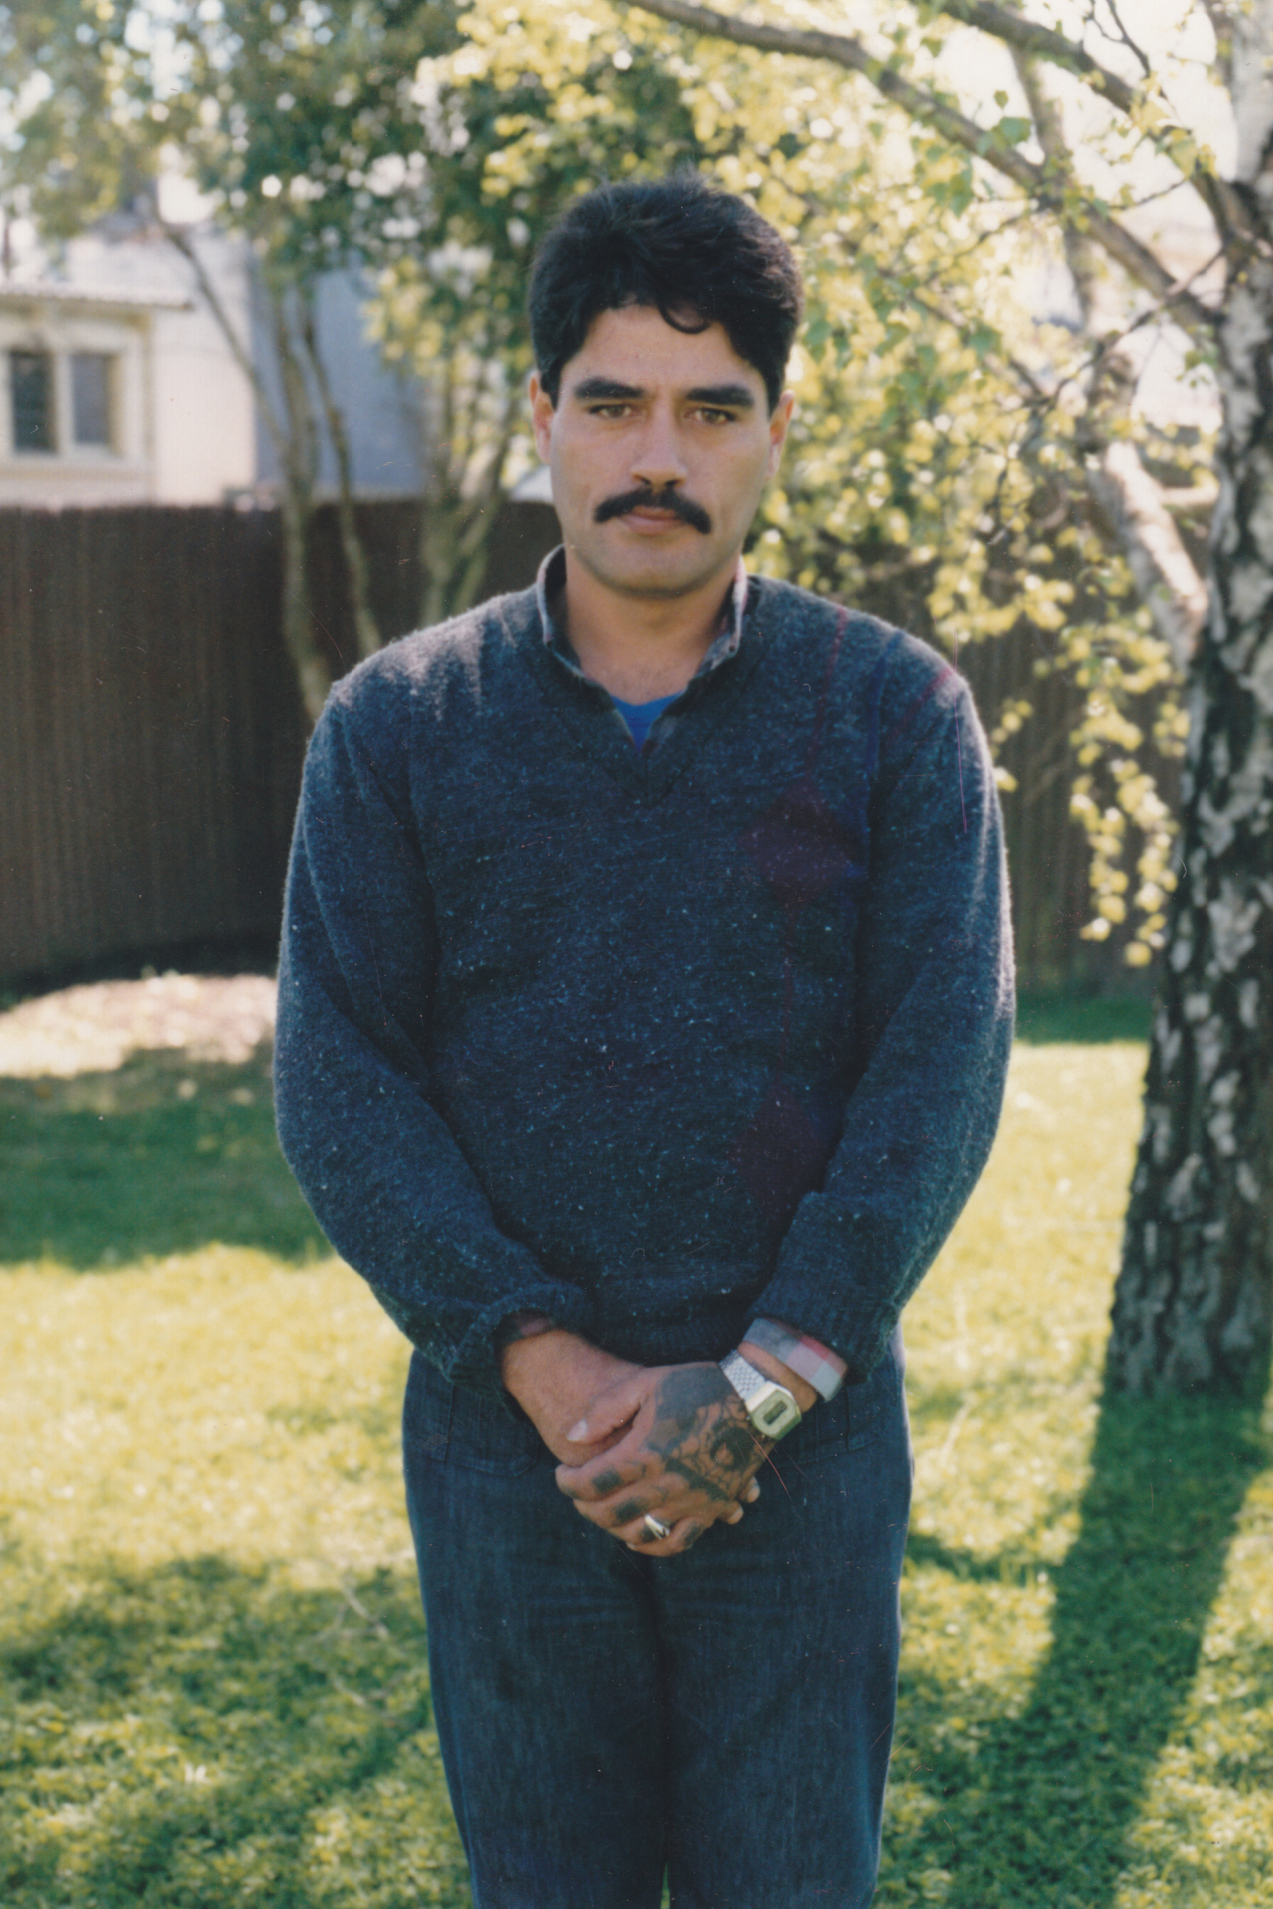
[752,1390,801,1439]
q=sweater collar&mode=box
[509,553,776,808]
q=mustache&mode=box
[593,487,712,534]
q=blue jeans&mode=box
[403,1333,911,1909]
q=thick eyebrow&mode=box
[569,376,757,410]
[684,383,756,410]
[571,377,644,402]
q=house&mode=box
[0,214,427,510]
[0,222,257,507]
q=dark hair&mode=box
[529,173,803,414]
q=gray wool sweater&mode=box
[274,562,1014,1405]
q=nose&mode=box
[630,406,687,493]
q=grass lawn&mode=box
[2,1001,1272,1906]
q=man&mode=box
[275,173,1012,1909]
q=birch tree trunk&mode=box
[1013,50,1207,674]
[1106,2,1273,1393]
[624,0,1273,1397]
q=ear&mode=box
[529,370,556,462]
[766,390,795,479]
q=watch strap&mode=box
[719,1350,802,1439]
[720,1349,772,1410]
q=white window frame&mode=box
[0,308,148,470]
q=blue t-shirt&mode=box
[611,691,681,750]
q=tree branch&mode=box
[1012,50,1103,319]
[162,222,290,476]
[631,0,1140,111]
[1011,54,1207,667]
[930,0,1140,111]
[1200,0,1235,92]
[298,284,383,660]
[1086,441,1208,670]
[1097,0,1153,79]
[625,0,1219,333]
[268,279,320,501]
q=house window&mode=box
[70,351,114,446]
[10,350,54,452]
[5,347,122,456]
[71,351,114,447]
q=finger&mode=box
[611,1496,655,1530]
[554,1412,659,1495]
[566,1371,650,1445]
[614,1487,746,1548]
[744,1480,761,1503]
[670,1517,706,1553]
[557,1428,628,1466]
[594,1474,701,1529]
[568,1485,675,1536]
[613,1496,676,1541]
[587,1460,755,1533]
[612,1495,692,1546]
[626,1511,706,1557]
[554,1455,646,1503]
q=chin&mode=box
[612,561,715,599]
[591,542,721,595]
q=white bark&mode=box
[1087,443,1209,670]
[1231,0,1273,186]
[1110,10,1273,1393]
[1012,51,1209,671]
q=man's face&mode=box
[530,303,792,604]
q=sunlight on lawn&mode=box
[4,1251,410,1578]
[1,1252,466,1907]
[2,1033,1272,1907]
[891,1044,1273,1909]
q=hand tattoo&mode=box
[643,1366,768,1506]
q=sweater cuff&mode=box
[745,1270,898,1388]
[367,1281,596,1407]
[449,1285,598,1406]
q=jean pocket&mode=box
[402,1351,545,1476]
[780,1343,900,1467]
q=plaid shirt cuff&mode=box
[743,1316,848,1402]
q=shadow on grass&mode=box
[1015,993,1153,1045]
[2,995,1146,1270]
[890,1372,1271,1908]
[0,1047,326,1267]
[0,1552,470,1908]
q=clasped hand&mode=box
[554,1362,768,1556]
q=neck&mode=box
[556,549,739,702]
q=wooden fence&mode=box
[1,500,1152,992]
